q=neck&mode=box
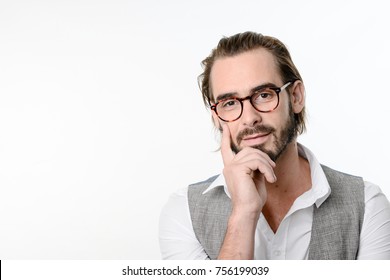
[262,141,312,232]
[264,141,312,205]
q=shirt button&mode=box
[274,250,281,256]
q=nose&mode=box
[240,99,262,127]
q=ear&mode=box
[290,80,305,114]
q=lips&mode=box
[243,132,271,141]
[236,125,276,146]
[240,132,272,147]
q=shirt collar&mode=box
[202,143,331,207]
[202,172,231,198]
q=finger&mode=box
[235,152,274,169]
[242,159,277,183]
[254,174,267,200]
[233,147,276,168]
[220,123,234,165]
[257,164,277,183]
[253,170,266,188]
[254,149,276,168]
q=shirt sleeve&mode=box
[158,187,209,260]
[357,181,390,259]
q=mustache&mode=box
[236,125,275,145]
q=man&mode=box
[159,32,390,259]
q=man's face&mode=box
[210,48,298,161]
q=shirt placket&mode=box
[270,217,290,260]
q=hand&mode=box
[221,123,277,216]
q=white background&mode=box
[0,0,389,259]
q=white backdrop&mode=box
[0,0,389,259]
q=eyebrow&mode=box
[215,82,278,102]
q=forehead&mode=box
[210,48,281,99]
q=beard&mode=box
[230,104,297,162]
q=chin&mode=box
[253,145,279,161]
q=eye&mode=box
[253,89,277,103]
[219,99,240,111]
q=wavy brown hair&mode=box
[198,31,306,135]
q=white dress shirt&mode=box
[159,144,390,259]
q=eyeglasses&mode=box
[210,81,292,122]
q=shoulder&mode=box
[363,180,390,209]
[162,175,220,214]
[321,165,390,210]
[321,165,363,182]
[321,165,386,200]
[364,180,387,199]
[321,165,364,198]
[321,165,365,198]
[188,175,220,197]
[160,186,189,221]
[189,175,219,188]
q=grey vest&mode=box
[188,165,365,260]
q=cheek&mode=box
[228,124,240,143]
[275,101,292,127]
[212,110,240,144]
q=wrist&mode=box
[231,201,262,218]
[230,206,261,224]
